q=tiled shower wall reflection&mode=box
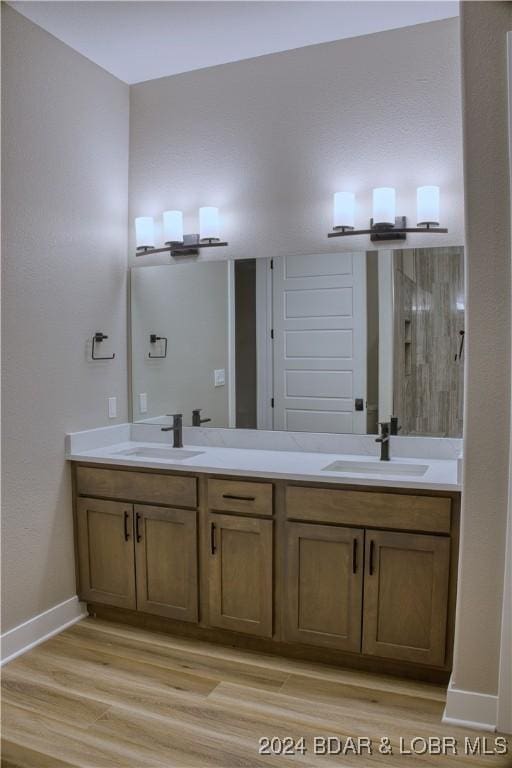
[393,247,464,437]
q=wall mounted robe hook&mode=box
[92,331,115,360]
[149,333,168,359]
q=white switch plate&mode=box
[214,369,225,387]
[108,397,117,419]
[139,392,148,413]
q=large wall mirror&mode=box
[130,246,464,437]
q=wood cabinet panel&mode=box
[77,498,136,609]
[208,513,273,637]
[286,486,451,533]
[362,530,450,666]
[76,466,197,509]
[285,523,364,652]
[208,479,273,517]
[134,505,198,622]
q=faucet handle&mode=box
[166,413,183,424]
[390,416,401,435]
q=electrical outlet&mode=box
[108,396,117,419]
[214,369,225,387]
[139,392,148,413]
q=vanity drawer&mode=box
[286,486,451,534]
[208,479,273,517]
[76,466,198,509]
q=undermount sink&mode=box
[114,447,204,461]
[322,460,429,477]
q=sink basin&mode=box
[323,460,429,477]
[114,447,204,461]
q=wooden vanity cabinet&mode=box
[134,505,198,622]
[73,463,459,680]
[285,522,364,652]
[284,485,453,667]
[77,499,198,620]
[75,469,199,621]
[207,512,273,637]
[362,530,450,666]
[77,497,136,610]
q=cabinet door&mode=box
[362,530,450,666]
[285,523,364,652]
[208,513,273,637]
[134,505,198,622]
[77,498,136,609]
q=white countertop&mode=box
[66,434,461,491]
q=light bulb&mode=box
[199,207,220,241]
[135,217,155,249]
[333,192,355,230]
[372,188,396,227]
[163,210,184,243]
[417,186,440,226]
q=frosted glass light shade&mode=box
[333,192,355,229]
[135,216,155,249]
[199,207,220,241]
[372,187,396,226]
[417,186,440,226]
[163,210,184,243]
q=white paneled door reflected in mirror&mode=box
[130,246,464,437]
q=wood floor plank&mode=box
[78,618,445,702]
[0,740,76,768]
[3,648,220,725]
[2,617,509,768]
[1,704,169,768]
[208,683,511,768]
[64,620,289,691]
[1,675,111,729]
[281,672,445,717]
[5,654,336,765]
[25,634,218,698]
[91,703,318,768]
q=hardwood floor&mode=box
[1,617,510,767]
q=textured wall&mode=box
[1,6,129,631]
[452,1,512,698]
[128,18,463,268]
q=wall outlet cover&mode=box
[214,369,225,387]
[108,397,117,419]
[139,392,148,413]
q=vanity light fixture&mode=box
[136,207,228,258]
[328,186,447,242]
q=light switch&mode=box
[139,392,148,413]
[108,397,117,419]
[214,369,225,387]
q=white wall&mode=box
[445,0,512,731]
[128,18,463,267]
[131,262,229,426]
[1,6,129,632]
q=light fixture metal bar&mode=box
[136,241,229,257]
[328,228,448,238]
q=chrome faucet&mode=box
[192,408,212,427]
[376,422,390,461]
[161,413,183,448]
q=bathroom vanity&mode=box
[68,427,460,684]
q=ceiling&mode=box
[9,1,459,85]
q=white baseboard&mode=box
[1,595,87,666]
[443,678,498,732]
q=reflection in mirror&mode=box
[392,247,464,437]
[131,246,464,437]
[131,261,230,426]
